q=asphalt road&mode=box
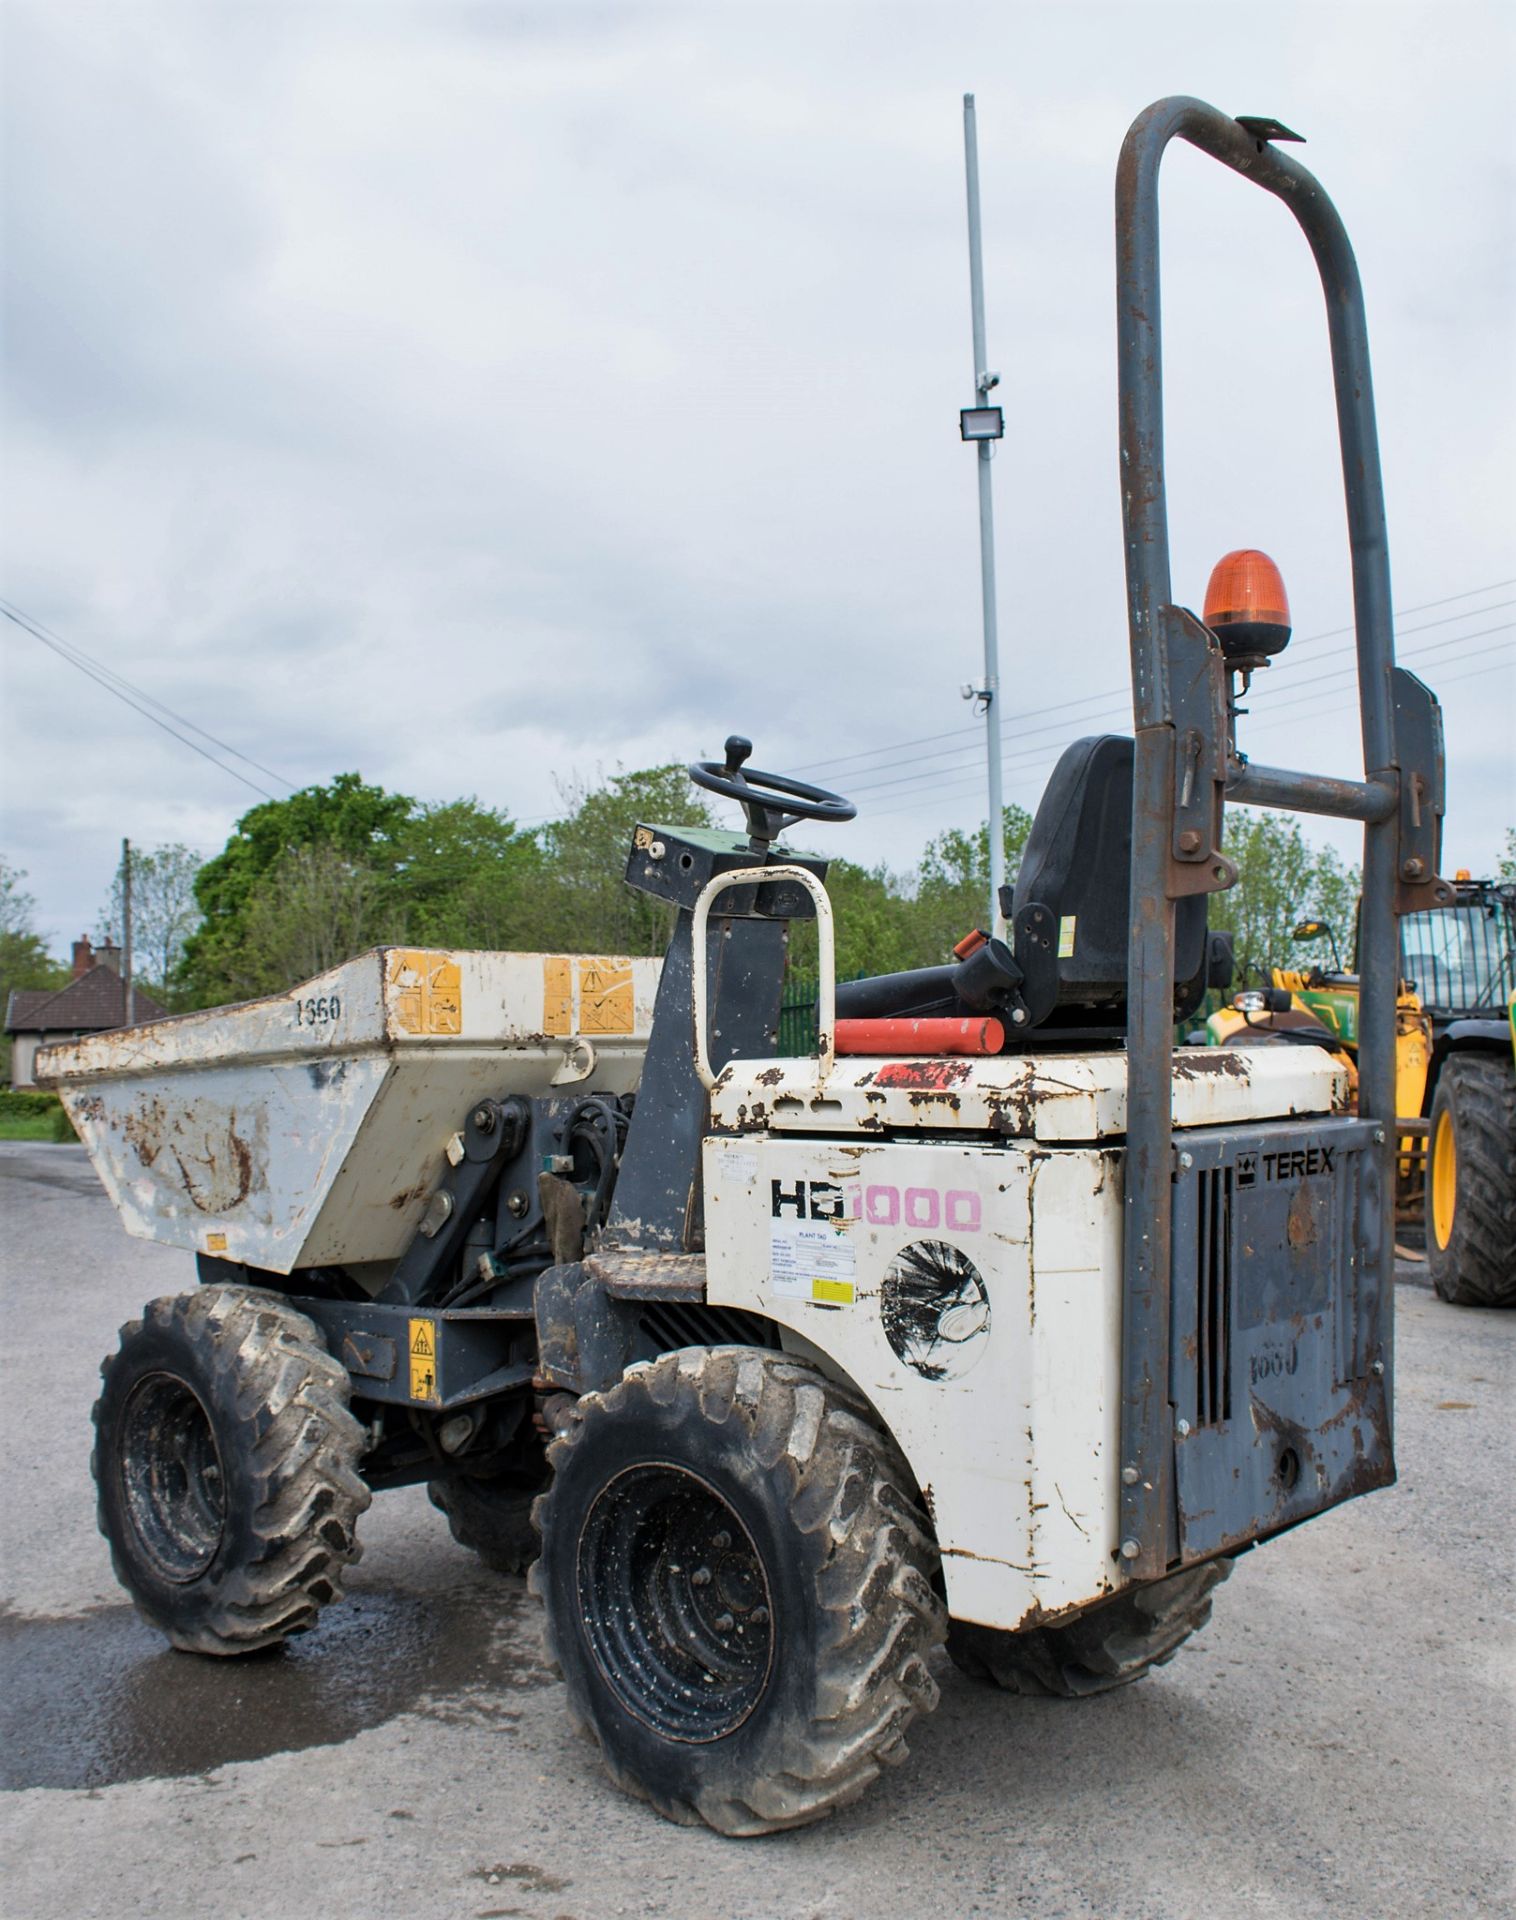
[1,1140,1511,1920]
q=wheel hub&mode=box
[1431,1105,1457,1250]
[577,1464,774,1742]
[118,1371,227,1583]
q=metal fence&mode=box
[778,971,867,1055]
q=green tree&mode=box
[97,844,204,1006]
[818,859,932,977]
[0,856,38,940]
[787,807,1036,980]
[181,774,414,1003]
[1498,828,1516,882]
[1209,810,1360,982]
[176,763,684,1006]
[913,804,1036,959]
[529,767,716,956]
[392,799,544,950]
[230,844,398,998]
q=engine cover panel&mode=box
[1167,1116,1391,1563]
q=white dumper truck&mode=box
[42,96,1449,1834]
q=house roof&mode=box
[5,967,166,1035]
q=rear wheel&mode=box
[93,1287,371,1654]
[429,1437,549,1575]
[530,1348,945,1835]
[947,1557,1231,1698]
[1427,1054,1516,1307]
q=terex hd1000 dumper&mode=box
[41,97,1449,1835]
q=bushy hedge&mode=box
[0,1090,78,1140]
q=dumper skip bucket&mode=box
[38,947,661,1275]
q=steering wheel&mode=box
[689,736,856,847]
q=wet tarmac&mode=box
[0,1577,554,1792]
[4,1142,1511,1920]
[0,1150,107,1201]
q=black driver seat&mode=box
[833,733,1226,1042]
[1006,733,1215,1032]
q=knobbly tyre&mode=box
[41,97,1451,1836]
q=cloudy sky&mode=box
[2,0,1511,954]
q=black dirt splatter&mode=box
[880,1239,990,1380]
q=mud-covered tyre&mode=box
[1427,1054,1516,1308]
[92,1286,371,1655]
[429,1451,547,1576]
[530,1347,946,1835]
[947,1557,1231,1698]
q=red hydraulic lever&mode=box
[833,1016,1004,1057]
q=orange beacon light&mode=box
[1203,548,1292,667]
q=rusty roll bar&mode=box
[1114,96,1410,1578]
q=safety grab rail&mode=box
[690,864,836,1093]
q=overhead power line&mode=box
[825,606,1516,807]
[834,599,1515,802]
[1240,624,1515,722]
[782,574,1516,783]
[1,598,298,802]
[854,629,1515,826]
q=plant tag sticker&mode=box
[770,1221,856,1305]
[720,1150,758,1186]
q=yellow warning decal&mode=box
[543,955,636,1034]
[812,1278,855,1305]
[408,1318,439,1403]
[576,957,635,1035]
[1058,915,1077,960]
[205,1231,228,1253]
[388,951,463,1036]
[543,956,573,1035]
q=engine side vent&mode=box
[1195,1166,1233,1426]
[637,1302,783,1355]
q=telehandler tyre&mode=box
[92,1286,371,1655]
[1427,1053,1516,1308]
[947,1556,1231,1698]
[530,1347,946,1835]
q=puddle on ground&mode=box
[0,1579,555,1791]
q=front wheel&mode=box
[93,1287,371,1654]
[1427,1054,1516,1308]
[530,1348,945,1835]
[947,1557,1231,1698]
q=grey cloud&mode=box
[2,1,1512,954]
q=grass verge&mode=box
[0,1092,78,1142]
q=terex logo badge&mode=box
[1262,1145,1335,1182]
[1229,1145,1335,1188]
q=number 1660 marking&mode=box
[293,993,341,1028]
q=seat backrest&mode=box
[1009,734,1209,1028]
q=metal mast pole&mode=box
[963,93,1005,934]
[122,837,135,1027]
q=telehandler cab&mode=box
[1210,876,1515,1305]
[42,96,1450,1835]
